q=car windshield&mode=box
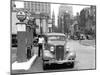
[48,35,65,41]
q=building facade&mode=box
[58,5,73,18]
[24,1,51,34]
[58,5,73,33]
[52,10,55,32]
[79,6,96,34]
[24,1,51,16]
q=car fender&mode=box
[43,50,54,60]
[66,51,76,59]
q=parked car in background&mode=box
[42,33,76,70]
[80,34,86,40]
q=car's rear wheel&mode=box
[43,62,46,70]
[43,63,47,70]
[43,61,50,70]
[43,60,46,70]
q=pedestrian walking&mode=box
[38,35,45,57]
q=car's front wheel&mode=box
[64,62,75,68]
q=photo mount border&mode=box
[10,0,96,74]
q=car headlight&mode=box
[66,48,70,51]
[64,48,69,55]
[50,46,55,52]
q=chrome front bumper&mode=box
[44,59,75,64]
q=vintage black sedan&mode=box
[42,33,76,69]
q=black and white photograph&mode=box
[11,0,96,74]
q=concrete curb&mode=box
[12,54,38,70]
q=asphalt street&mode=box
[12,40,96,74]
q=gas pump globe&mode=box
[16,11,27,32]
[16,11,26,22]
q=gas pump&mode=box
[16,11,33,62]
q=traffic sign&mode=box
[48,24,52,27]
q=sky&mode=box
[14,1,90,26]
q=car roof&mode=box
[46,33,65,36]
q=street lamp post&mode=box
[40,13,43,35]
[40,17,42,35]
[61,16,64,33]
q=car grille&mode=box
[55,45,64,60]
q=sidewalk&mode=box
[12,54,37,70]
[80,40,95,47]
[11,46,38,63]
[12,46,38,71]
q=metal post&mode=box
[40,16,42,35]
[62,16,64,33]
